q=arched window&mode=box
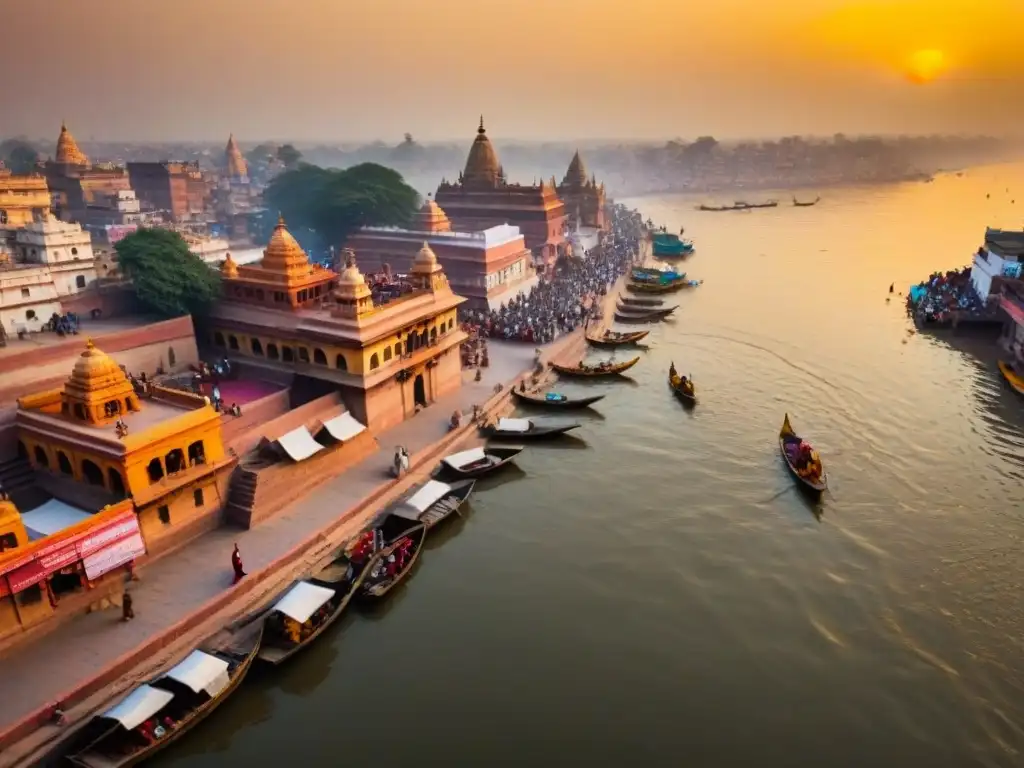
[419,330,429,347]
[165,449,186,475]
[430,327,437,343]
[228,335,239,351]
[81,459,104,487]
[394,343,402,358]
[267,343,279,360]
[57,451,73,475]
[313,348,327,365]
[369,353,380,370]
[107,468,126,497]
[75,275,86,289]
[405,336,413,355]
[214,332,226,347]
[251,338,264,356]
[147,458,164,484]
[168,347,176,367]
[383,346,392,362]
[17,441,28,460]
[282,347,294,363]
[188,440,205,466]
[33,445,48,467]
[298,347,310,363]
[335,354,347,371]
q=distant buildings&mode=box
[44,123,134,224]
[0,163,50,228]
[127,161,210,223]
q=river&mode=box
[155,164,1024,768]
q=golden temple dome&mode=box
[225,134,248,179]
[62,339,138,424]
[220,252,239,278]
[55,121,89,165]
[562,150,589,188]
[261,216,311,274]
[413,197,452,233]
[413,241,440,271]
[462,116,501,188]
[69,339,127,391]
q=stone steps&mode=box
[0,458,47,510]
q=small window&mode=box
[394,343,402,358]
[82,459,104,486]
[73,403,86,420]
[251,338,264,356]
[71,247,78,256]
[147,457,164,483]
[297,347,310,363]
[369,353,380,370]
[57,451,73,475]
[228,335,239,351]
[188,440,205,466]
[335,353,347,371]
[313,348,327,365]
[282,347,294,363]
[214,332,226,347]
[20,288,29,298]
[158,505,171,525]
[26,309,36,320]
[165,448,186,474]
[383,346,392,362]
[75,275,86,289]
[108,468,126,497]
[267,343,279,360]
[430,327,437,343]
[193,488,204,508]
[33,445,48,467]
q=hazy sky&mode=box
[3,0,1023,144]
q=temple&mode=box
[45,122,134,224]
[435,118,567,273]
[205,219,467,432]
[224,134,249,184]
[0,340,234,639]
[557,150,607,231]
[0,162,50,228]
[346,197,537,310]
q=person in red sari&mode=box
[231,543,246,584]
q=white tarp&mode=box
[272,581,336,624]
[442,447,487,471]
[497,417,531,433]
[163,650,231,697]
[275,426,325,462]
[21,500,92,541]
[102,684,174,730]
[320,412,367,442]
[83,531,146,582]
[405,480,452,513]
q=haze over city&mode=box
[3,0,1024,143]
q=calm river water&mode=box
[156,164,1024,768]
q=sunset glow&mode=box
[906,49,947,84]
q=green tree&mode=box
[0,140,40,174]
[276,144,302,167]
[115,229,220,318]
[264,162,419,249]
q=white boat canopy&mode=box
[497,417,531,433]
[163,650,231,697]
[320,412,367,442]
[404,480,452,513]
[272,580,336,624]
[102,684,175,731]
[275,426,325,462]
[442,447,488,471]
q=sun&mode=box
[906,49,947,84]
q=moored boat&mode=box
[358,512,428,601]
[668,363,696,405]
[67,622,263,767]
[778,413,828,493]
[650,230,694,257]
[631,266,685,283]
[793,196,821,207]
[614,306,675,323]
[436,445,524,478]
[397,478,476,528]
[997,360,1024,395]
[615,301,676,316]
[479,416,580,440]
[625,278,686,294]
[584,328,650,348]
[550,356,640,377]
[511,388,606,409]
[620,296,664,308]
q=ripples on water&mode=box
[155,165,1024,768]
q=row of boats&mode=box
[694,197,820,212]
[59,445,534,767]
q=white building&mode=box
[183,234,231,266]
[14,214,97,295]
[0,263,62,334]
[970,228,1024,300]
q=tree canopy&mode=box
[115,229,221,318]
[0,139,41,174]
[264,162,419,248]
[276,144,302,167]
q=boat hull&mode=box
[778,414,827,493]
[510,390,606,409]
[997,360,1024,395]
[550,357,640,377]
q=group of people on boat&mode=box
[578,359,615,373]
[459,204,645,344]
[279,601,334,645]
[367,536,415,584]
[669,362,693,393]
[787,439,822,480]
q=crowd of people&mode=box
[906,266,988,323]
[461,204,646,343]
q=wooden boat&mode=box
[257,550,373,665]
[550,356,640,377]
[67,622,263,767]
[614,306,675,324]
[668,368,696,405]
[632,266,685,283]
[616,302,676,317]
[997,360,1024,395]
[585,329,650,348]
[650,231,694,257]
[793,196,821,207]
[358,512,428,601]
[511,388,606,409]
[436,445,524,478]
[626,278,685,294]
[698,200,778,212]
[620,296,664,308]
[396,478,476,528]
[479,417,580,440]
[778,413,828,493]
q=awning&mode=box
[275,426,325,462]
[497,417,531,433]
[271,580,336,624]
[404,480,452,513]
[20,500,92,541]
[442,447,487,471]
[162,650,231,697]
[102,684,175,730]
[319,412,367,442]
